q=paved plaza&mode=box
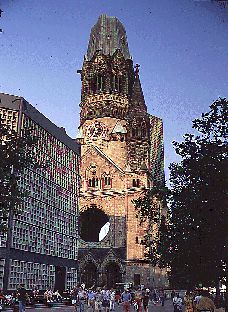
[3,299,226,312]
[23,300,174,312]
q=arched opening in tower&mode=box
[79,207,109,242]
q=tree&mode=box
[134,98,228,290]
[0,119,38,233]
[133,183,169,264]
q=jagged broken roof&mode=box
[86,14,131,60]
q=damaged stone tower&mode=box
[76,14,165,288]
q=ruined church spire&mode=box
[86,14,131,60]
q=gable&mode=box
[82,144,125,176]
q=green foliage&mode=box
[0,119,38,233]
[134,98,228,289]
[133,183,170,266]
[169,98,228,288]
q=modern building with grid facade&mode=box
[0,93,80,292]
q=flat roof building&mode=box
[0,93,80,292]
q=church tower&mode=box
[76,14,165,288]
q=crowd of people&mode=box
[0,284,29,312]
[172,289,226,312]
[69,286,226,312]
[0,284,226,312]
[0,285,64,311]
[69,286,166,312]
[43,289,63,303]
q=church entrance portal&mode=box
[105,262,122,288]
[81,262,98,288]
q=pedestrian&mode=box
[95,288,102,312]
[121,289,131,312]
[142,289,150,312]
[101,288,110,312]
[17,284,28,312]
[151,289,158,305]
[78,287,87,312]
[159,289,165,307]
[195,290,215,312]
[88,289,96,311]
[171,290,176,300]
[184,290,194,312]
[53,290,62,302]
[44,289,53,303]
[110,288,116,311]
[115,289,121,305]
[0,289,5,311]
[173,293,183,312]
[134,288,142,312]
[71,286,79,311]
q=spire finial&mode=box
[134,64,140,76]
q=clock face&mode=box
[86,121,105,139]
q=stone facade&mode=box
[76,14,166,289]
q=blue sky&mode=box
[0,0,227,181]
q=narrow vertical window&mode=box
[141,127,146,137]
[104,176,111,186]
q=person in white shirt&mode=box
[173,293,183,312]
[110,289,116,311]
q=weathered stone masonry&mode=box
[76,14,166,288]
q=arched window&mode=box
[87,165,100,188]
[105,177,111,186]
[111,75,122,93]
[90,75,105,93]
[133,179,140,187]
[95,178,99,187]
[88,177,99,188]
[118,76,122,93]
[141,122,147,137]
[104,176,111,186]
[92,177,96,187]
[141,127,146,137]
[90,78,96,93]
[96,74,105,92]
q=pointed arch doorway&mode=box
[81,262,98,288]
[105,262,122,288]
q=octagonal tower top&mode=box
[86,14,131,61]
